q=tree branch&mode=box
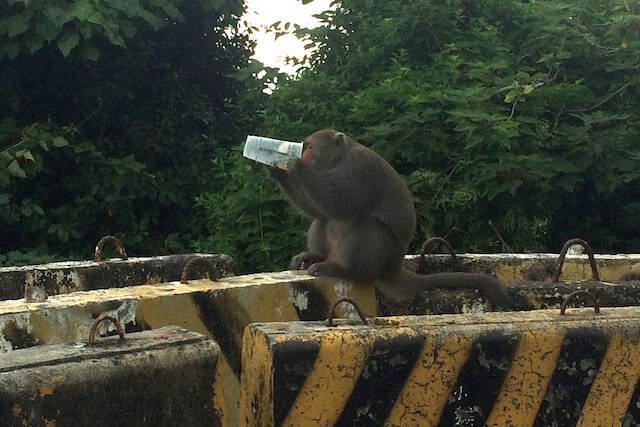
[565,83,630,114]
[508,96,519,119]
[1,138,28,156]
[496,68,563,94]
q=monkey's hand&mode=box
[266,165,287,180]
[286,157,303,174]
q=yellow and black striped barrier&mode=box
[0,271,376,426]
[240,306,640,426]
[3,268,640,425]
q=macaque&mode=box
[268,129,511,308]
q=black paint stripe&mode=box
[288,282,330,321]
[272,339,321,426]
[437,331,519,427]
[623,364,640,425]
[191,292,243,376]
[533,327,609,427]
[335,334,426,426]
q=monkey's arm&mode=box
[289,157,374,220]
[267,167,325,219]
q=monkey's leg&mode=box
[308,219,402,279]
[291,219,328,269]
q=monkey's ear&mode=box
[333,132,345,145]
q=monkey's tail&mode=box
[385,268,513,310]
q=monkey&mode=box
[267,129,511,309]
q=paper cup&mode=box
[243,135,303,169]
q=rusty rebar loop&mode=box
[551,238,600,283]
[181,257,223,284]
[560,290,600,315]
[89,314,126,344]
[94,235,128,262]
[326,297,368,327]
[420,237,456,268]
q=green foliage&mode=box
[0,0,270,265]
[0,0,221,59]
[193,151,307,273]
[255,0,640,255]
[4,0,640,273]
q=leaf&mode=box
[523,85,534,94]
[0,194,9,205]
[621,38,628,49]
[302,0,314,4]
[103,27,126,47]
[504,90,518,103]
[7,160,26,178]
[52,136,69,147]
[5,13,31,37]
[623,0,630,12]
[70,1,92,21]
[86,10,105,26]
[15,150,35,162]
[137,8,163,30]
[23,150,35,162]
[43,5,71,27]
[1,40,21,59]
[35,18,62,42]
[80,44,100,61]
[57,31,80,56]
[78,23,93,39]
[160,3,183,19]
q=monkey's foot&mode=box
[307,261,346,277]
[290,252,325,270]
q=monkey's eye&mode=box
[305,142,313,150]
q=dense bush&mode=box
[0,0,269,265]
[248,0,639,262]
[3,0,639,273]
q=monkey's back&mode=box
[351,142,416,250]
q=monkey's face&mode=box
[301,130,348,170]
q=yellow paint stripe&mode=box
[385,333,473,427]
[577,335,640,427]
[486,328,564,426]
[281,329,376,427]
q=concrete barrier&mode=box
[4,250,640,301]
[377,279,640,315]
[240,306,640,426]
[0,253,236,300]
[0,271,376,426]
[1,269,639,425]
[410,253,640,283]
[0,326,220,426]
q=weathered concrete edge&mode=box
[408,252,640,283]
[0,253,236,300]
